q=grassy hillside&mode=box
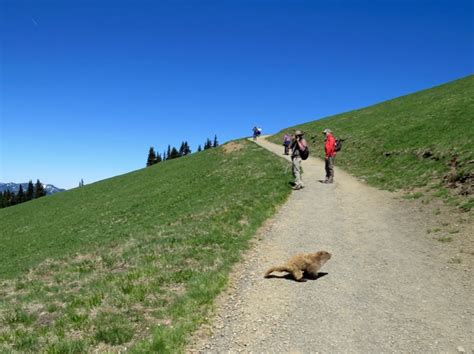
[270,75,474,211]
[0,140,291,353]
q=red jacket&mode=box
[325,133,336,158]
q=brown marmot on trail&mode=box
[264,251,332,281]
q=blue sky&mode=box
[1,0,473,189]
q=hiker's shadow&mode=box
[265,272,328,282]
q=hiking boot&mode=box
[292,184,304,190]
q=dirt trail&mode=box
[190,137,473,353]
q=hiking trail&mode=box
[189,136,473,353]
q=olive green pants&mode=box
[292,156,303,187]
[325,157,334,181]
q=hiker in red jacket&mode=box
[323,128,336,183]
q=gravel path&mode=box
[190,137,473,353]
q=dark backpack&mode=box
[298,141,310,160]
[335,138,343,152]
[300,146,309,160]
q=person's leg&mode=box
[293,157,303,188]
[325,158,330,181]
[327,157,334,183]
[292,157,297,180]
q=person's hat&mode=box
[295,130,304,136]
[322,128,332,134]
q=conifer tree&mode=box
[197,145,202,152]
[204,138,212,150]
[178,141,185,157]
[167,145,171,160]
[17,185,26,204]
[79,179,84,188]
[34,179,46,199]
[0,191,6,208]
[2,191,8,207]
[213,135,219,148]
[155,153,162,163]
[146,147,157,167]
[7,190,16,206]
[169,147,180,159]
[183,141,191,155]
[26,180,34,201]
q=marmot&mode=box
[264,251,331,281]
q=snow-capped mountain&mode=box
[0,182,65,195]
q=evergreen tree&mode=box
[34,179,46,199]
[6,190,16,206]
[17,185,26,204]
[169,147,180,159]
[79,179,84,188]
[0,191,6,208]
[2,191,10,208]
[166,145,171,160]
[213,135,219,148]
[26,180,34,201]
[183,141,191,155]
[163,150,167,161]
[204,138,212,150]
[146,147,157,167]
[178,141,185,157]
[197,145,202,152]
[155,153,162,163]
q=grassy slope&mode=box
[0,140,291,352]
[270,75,474,210]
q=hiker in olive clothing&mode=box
[290,130,307,190]
[322,128,336,183]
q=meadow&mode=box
[0,140,291,352]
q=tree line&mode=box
[146,135,219,167]
[0,180,47,209]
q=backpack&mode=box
[335,138,343,152]
[300,146,309,160]
[298,140,310,160]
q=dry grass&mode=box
[222,141,245,154]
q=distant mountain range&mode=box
[0,183,65,195]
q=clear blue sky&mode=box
[1,0,473,189]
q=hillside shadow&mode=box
[265,272,328,282]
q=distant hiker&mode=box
[283,133,291,155]
[322,128,336,183]
[252,126,262,140]
[290,130,307,190]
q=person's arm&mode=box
[297,138,307,151]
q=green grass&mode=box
[0,140,291,353]
[436,236,453,243]
[270,75,474,210]
[402,192,424,200]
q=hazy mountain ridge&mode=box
[0,183,65,195]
